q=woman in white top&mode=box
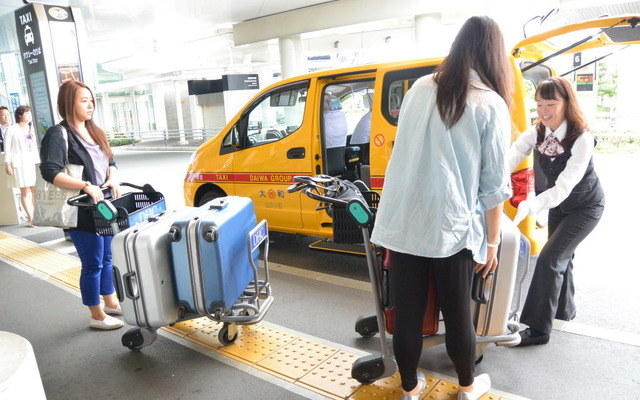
[508,76,604,346]
[4,105,40,226]
[371,16,512,400]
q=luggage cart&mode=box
[71,186,274,350]
[288,175,530,384]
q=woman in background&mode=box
[4,105,40,226]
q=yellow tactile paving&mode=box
[298,350,363,399]
[163,316,216,338]
[0,236,79,275]
[349,372,405,399]
[50,266,81,290]
[257,337,341,381]
[0,232,521,400]
[217,324,297,364]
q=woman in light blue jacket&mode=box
[371,16,512,400]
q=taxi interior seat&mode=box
[326,146,346,177]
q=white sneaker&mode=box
[89,315,124,330]
[458,374,491,400]
[104,305,123,316]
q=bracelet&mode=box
[486,241,500,248]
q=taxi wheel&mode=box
[198,189,224,206]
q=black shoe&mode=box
[516,328,550,347]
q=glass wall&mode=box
[0,13,29,120]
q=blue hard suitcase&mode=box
[169,196,259,318]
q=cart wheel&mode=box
[218,325,238,346]
[355,314,378,338]
[351,354,385,384]
[121,327,157,351]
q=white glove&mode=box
[513,199,532,226]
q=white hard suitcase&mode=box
[112,207,196,333]
[472,214,530,353]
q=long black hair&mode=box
[434,16,513,127]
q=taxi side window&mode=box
[381,66,437,125]
[221,82,309,153]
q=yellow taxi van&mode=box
[184,15,640,255]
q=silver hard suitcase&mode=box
[473,214,531,355]
[112,207,196,348]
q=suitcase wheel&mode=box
[355,315,378,338]
[218,324,238,346]
[121,327,157,351]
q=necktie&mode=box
[538,133,564,157]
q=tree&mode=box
[597,61,618,108]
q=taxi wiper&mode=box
[520,17,634,73]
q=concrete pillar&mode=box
[174,79,187,144]
[414,13,444,59]
[100,91,113,134]
[278,35,304,79]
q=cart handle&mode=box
[287,175,366,207]
[66,182,157,207]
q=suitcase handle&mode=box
[123,271,140,300]
[209,198,228,210]
[113,266,125,302]
[472,273,490,304]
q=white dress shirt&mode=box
[508,121,594,214]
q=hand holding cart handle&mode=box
[67,182,162,236]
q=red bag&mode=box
[381,249,439,335]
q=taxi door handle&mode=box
[287,147,305,159]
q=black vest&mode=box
[534,139,604,213]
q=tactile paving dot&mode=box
[348,372,404,399]
[217,324,297,364]
[256,337,340,381]
[183,320,228,349]
[162,316,216,337]
[298,350,362,399]
[424,380,459,399]
[50,266,81,290]
[0,237,79,275]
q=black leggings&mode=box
[390,249,476,390]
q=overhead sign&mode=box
[15,4,54,136]
[222,74,259,91]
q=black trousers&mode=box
[390,249,476,390]
[521,203,604,334]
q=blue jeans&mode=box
[68,230,114,307]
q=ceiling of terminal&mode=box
[1,0,639,84]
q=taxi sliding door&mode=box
[230,81,311,231]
